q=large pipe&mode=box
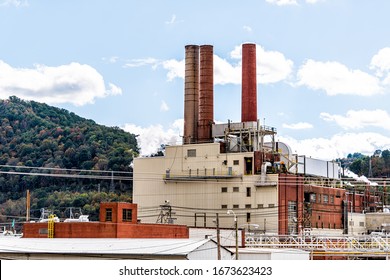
[241,43,257,123]
[183,45,199,144]
[198,45,214,143]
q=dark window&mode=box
[246,213,251,223]
[187,149,196,157]
[246,187,251,197]
[105,208,112,222]
[221,187,228,193]
[268,204,275,208]
[245,204,251,209]
[221,205,227,209]
[233,204,239,209]
[122,209,133,222]
[233,187,239,192]
[258,204,264,209]
[233,160,239,165]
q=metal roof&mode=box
[0,238,216,257]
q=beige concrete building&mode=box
[133,142,280,232]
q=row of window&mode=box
[186,149,241,165]
[222,187,252,197]
[105,208,133,222]
[221,204,275,209]
[309,193,335,204]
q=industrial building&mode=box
[133,43,380,236]
[23,202,188,238]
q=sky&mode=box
[1,0,390,160]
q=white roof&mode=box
[0,238,214,256]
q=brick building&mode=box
[23,202,189,238]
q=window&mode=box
[359,222,365,227]
[310,193,316,203]
[233,160,239,165]
[246,213,251,223]
[288,201,297,235]
[187,149,196,157]
[221,205,228,209]
[221,187,228,193]
[268,204,275,208]
[318,194,322,203]
[330,195,334,204]
[258,204,264,209]
[246,187,251,197]
[245,204,251,209]
[323,195,329,204]
[233,187,239,192]
[105,208,112,222]
[233,204,239,209]
[122,209,133,222]
[39,228,48,235]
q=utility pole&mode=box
[26,189,30,222]
[227,210,238,260]
[216,213,221,260]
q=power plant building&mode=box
[133,43,373,235]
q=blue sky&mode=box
[1,0,390,159]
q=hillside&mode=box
[0,96,138,222]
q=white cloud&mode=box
[305,0,323,3]
[165,14,183,25]
[320,109,390,131]
[213,55,241,85]
[162,59,184,81]
[0,60,120,106]
[102,56,119,64]
[279,132,390,160]
[266,0,323,5]
[243,25,253,33]
[266,0,298,6]
[160,100,169,112]
[283,122,313,130]
[370,47,390,77]
[0,0,28,7]
[124,58,160,69]
[122,120,183,156]
[107,83,123,96]
[297,59,384,96]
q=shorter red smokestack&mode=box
[183,45,199,144]
[241,43,257,123]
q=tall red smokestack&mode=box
[198,45,214,143]
[183,45,199,144]
[241,43,257,123]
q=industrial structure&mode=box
[23,202,189,238]
[133,43,384,238]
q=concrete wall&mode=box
[133,143,279,232]
[366,212,390,232]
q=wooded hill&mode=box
[0,96,138,222]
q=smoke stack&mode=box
[241,43,257,123]
[183,45,200,144]
[198,45,214,143]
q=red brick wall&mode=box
[278,174,304,235]
[23,222,189,238]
